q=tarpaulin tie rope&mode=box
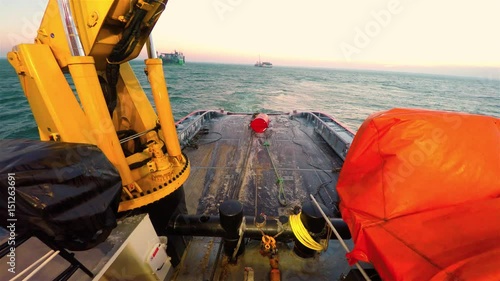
[309,194,372,281]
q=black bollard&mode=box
[219,200,245,257]
[293,201,331,258]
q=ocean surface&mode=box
[0,58,498,139]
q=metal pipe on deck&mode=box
[167,199,351,259]
[167,214,351,240]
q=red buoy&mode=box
[250,113,270,133]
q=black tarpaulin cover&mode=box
[0,140,122,250]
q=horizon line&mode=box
[1,56,498,80]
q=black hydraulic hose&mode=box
[105,0,154,116]
[109,0,152,62]
[104,64,119,116]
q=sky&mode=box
[0,0,499,78]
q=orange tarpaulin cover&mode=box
[337,108,500,281]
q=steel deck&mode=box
[173,111,358,280]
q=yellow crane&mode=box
[7,0,189,212]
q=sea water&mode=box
[0,59,498,139]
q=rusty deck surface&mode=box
[174,113,353,281]
[182,113,343,218]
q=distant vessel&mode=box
[254,55,272,68]
[159,50,185,65]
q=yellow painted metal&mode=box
[118,159,190,213]
[9,0,189,212]
[7,45,91,143]
[145,58,182,159]
[113,59,192,211]
[73,0,167,69]
[36,0,73,68]
[118,128,190,211]
[69,0,114,60]
[36,0,167,70]
[116,62,157,133]
[67,56,135,186]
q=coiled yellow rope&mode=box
[289,213,325,251]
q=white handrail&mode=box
[18,250,60,281]
[9,250,55,281]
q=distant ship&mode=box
[159,50,185,65]
[254,55,272,68]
